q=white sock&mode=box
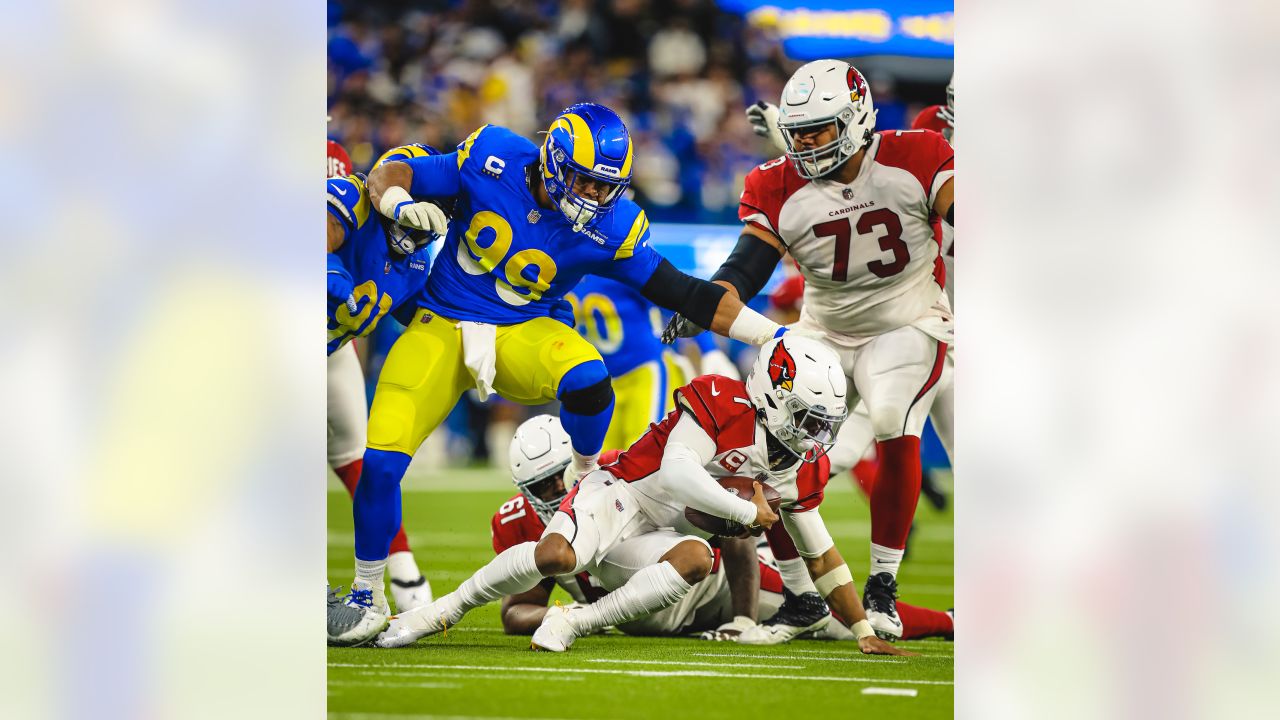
[870,543,904,578]
[355,558,387,588]
[568,451,599,480]
[567,561,690,634]
[443,541,542,620]
[387,551,422,582]
[777,557,819,595]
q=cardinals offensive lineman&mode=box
[668,60,954,640]
[377,336,908,655]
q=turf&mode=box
[328,467,953,719]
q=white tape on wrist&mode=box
[378,185,413,219]
[727,307,782,345]
[813,564,854,598]
[851,619,875,640]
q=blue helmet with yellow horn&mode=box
[540,103,633,231]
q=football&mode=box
[684,476,781,537]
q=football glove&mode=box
[379,185,449,237]
[746,101,786,154]
[661,313,705,344]
[327,254,355,304]
[699,615,757,641]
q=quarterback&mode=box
[377,336,907,656]
[668,60,954,639]
[348,103,809,613]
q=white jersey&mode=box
[740,130,954,338]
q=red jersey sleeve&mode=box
[674,375,756,454]
[874,130,954,209]
[738,157,807,241]
[490,494,546,553]
[790,453,831,513]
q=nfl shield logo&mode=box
[527,209,541,224]
[842,187,854,200]
[615,499,624,512]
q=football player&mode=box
[328,141,451,612]
[378,336,908,656]
[565,275,692,451]
[348,103,814,613]
[667,61,954,640]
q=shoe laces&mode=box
[763,589,829,626]
[864,573,899,614]
[345,588,374,608]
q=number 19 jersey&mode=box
[739,130,954,338]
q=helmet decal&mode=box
[767,341,797,392]
[847,67,868,102]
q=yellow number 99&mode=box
[457,210,560,306]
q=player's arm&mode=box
[327,211,345,252]
[719,536,760,621]
[935,176,954,227]
[498,579,555,635]
[366,155,457,236]
[659,401,778,529]
[782,509,915,656]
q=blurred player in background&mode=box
[328,141,453,613]
[666,60,954,640]
[349,103,812,614]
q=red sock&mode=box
[851,456,880,497]
[870,436,922,550]
[335,458,413,554]
[898,602,953,640]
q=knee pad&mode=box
[558,362,614,416]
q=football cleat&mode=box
[737,588,832,645]
[699,615,757,641]
[530,604,578,652]
[348,578,389,615]
[863,572,904,641]
[388,551,433,613]
[375,597,460,648]
[327,586,387,647]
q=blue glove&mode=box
[327,253,355,305]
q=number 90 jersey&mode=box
[740,130,954,338]
[564,275,665,377]
[397,124,663,324]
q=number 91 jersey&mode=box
[740,130,954,338]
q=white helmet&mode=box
[508,414,573,522]
[745,336,848,462]
[777,59,877,179]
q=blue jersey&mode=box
[326,173,432,355]
[399,125,664,324]
[565,275,666,377]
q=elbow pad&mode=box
[641,259,727,330]
[710,232,783,302]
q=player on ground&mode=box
[666,60,954,640]
[328,141,449,612]
[565,275,691,451]
[348,103,815,614]
[377,336,908,656]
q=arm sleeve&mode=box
[659,412,758,527]
[780,508,835,559]
[709,232,783,302]
[402,153,463,199]
[635,258,727,330]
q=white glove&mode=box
[699,615,757,641]
[379,186,449,236]
[699,349,741,381]
[746,101,786,154]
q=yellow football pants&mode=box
[602,350,689,452]
[367,308,604,454]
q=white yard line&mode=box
[688,652,905,664]
[330,713,563,720]
[861,687,919,697]
[584,658,782,669]
[329,680,460,690]
[327,662,953,686]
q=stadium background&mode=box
[327,0,953,470]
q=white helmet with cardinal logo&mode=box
[745,336,848,462]
[776,59,877,179]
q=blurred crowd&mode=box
[328,0,941,223]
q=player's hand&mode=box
[661,313,705,344]
[698,349,741,381]
[858,635,918,656]
[749,481,779,530]
[394,200,449,236]
[327,265,354,303]
[746,101,786,153]
[700,615,756,641]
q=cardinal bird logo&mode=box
[767,341,796,391]
[847,67,868,102]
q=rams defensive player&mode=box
[349,103,809,612]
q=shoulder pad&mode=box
[739,158,807,238]
[606,201,650,260]
[373,143,442,170]
[675,376,756,453]
[327,173,370,228]
[456,124,537,173]
[873,130,954,198]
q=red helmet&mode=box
[327,140,352,178]
[911,104,950,134]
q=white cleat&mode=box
[388,551,433,613]
[375,598,457,648]
[737,589,832,645]
[531,604,578,652]
[737,615,831,645]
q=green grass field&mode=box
[328,467,953,719]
